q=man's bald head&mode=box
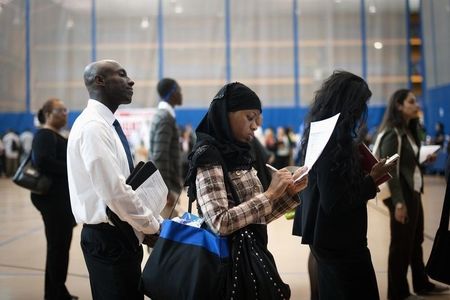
[82,59,134,112]
[83,59,118,90]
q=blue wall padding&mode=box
[0,106,389,135]
[425,83,450,135]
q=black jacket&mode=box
[293,135,377,259]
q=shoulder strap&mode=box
[188,146,241,214]
[393,128,401,178]
[373,128,401,177]
[372,130,386,159]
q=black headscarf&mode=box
[185,82,262,201]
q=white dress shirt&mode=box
[2,132,20,159]
[158,100,176,118]
[67,99,160,242]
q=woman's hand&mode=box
[264,169,293,201]
[370,158,396,183]
[394,202,408,224]
[287,166,309,196]
[424,153,437,164]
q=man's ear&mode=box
[94,75,105,86]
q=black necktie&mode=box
[113,120,134,172]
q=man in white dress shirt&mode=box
[67,60,162,300]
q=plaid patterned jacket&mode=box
[149,109,182,194]
[196,164,300,236]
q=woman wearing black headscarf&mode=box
[186,82,308,299]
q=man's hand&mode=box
[143,233,159,248]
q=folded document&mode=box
[127,161,168,216]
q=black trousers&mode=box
[308,251,320,300]
[385,186,433,300]
[31,196,74,300]
[311,246,379,300]
[81,224,144,300]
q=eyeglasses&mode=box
[52,107,68,114]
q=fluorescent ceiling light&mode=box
[374,41,383,49]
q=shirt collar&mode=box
[87,99,116,126]
[158,101,176,118]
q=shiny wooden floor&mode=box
[1,176,449,300]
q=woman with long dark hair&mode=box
[31,98,77,300]
[378,89,448,300]
[293,71,393,299]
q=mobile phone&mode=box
[385,153,400,164]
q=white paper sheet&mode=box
[134,169,168,216]
[419,145,441,163]
[299,113,341,179]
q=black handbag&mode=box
[425,175,450,284]
[228,224,291,299]
[12,152,52,195]
[224,170,291,300]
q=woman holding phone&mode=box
[377,89,448,300]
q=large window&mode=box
[0,0,26,111]
[164,0,225,107]
[231,0,294,107]
[30,0,91,110]
[1,0,412,128]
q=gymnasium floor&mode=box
[1,175,449,300]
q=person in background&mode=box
[31,98,77,300]
[432,121,445,147]
[149,78,183,218]
[2,129,20,177]
[67,60,163,300]
[134,139,148,163]
[0,137,5,177]
[285,126,297,165]
[274,126,290,169]
[446,154,450,180]
[19,128,34,162]
[264,127,277,158]
[179,124,195,180]
[185,82,308,299]
[377,89,449,300]
[293,70,395,300]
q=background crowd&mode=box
[1,110,448,180]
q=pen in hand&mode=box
[266,163,308,184]
[265,164,278,172]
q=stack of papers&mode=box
[297,113,341,181]
[419,145,441,163]
[128,161,168,216]
[172,212,204,228]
